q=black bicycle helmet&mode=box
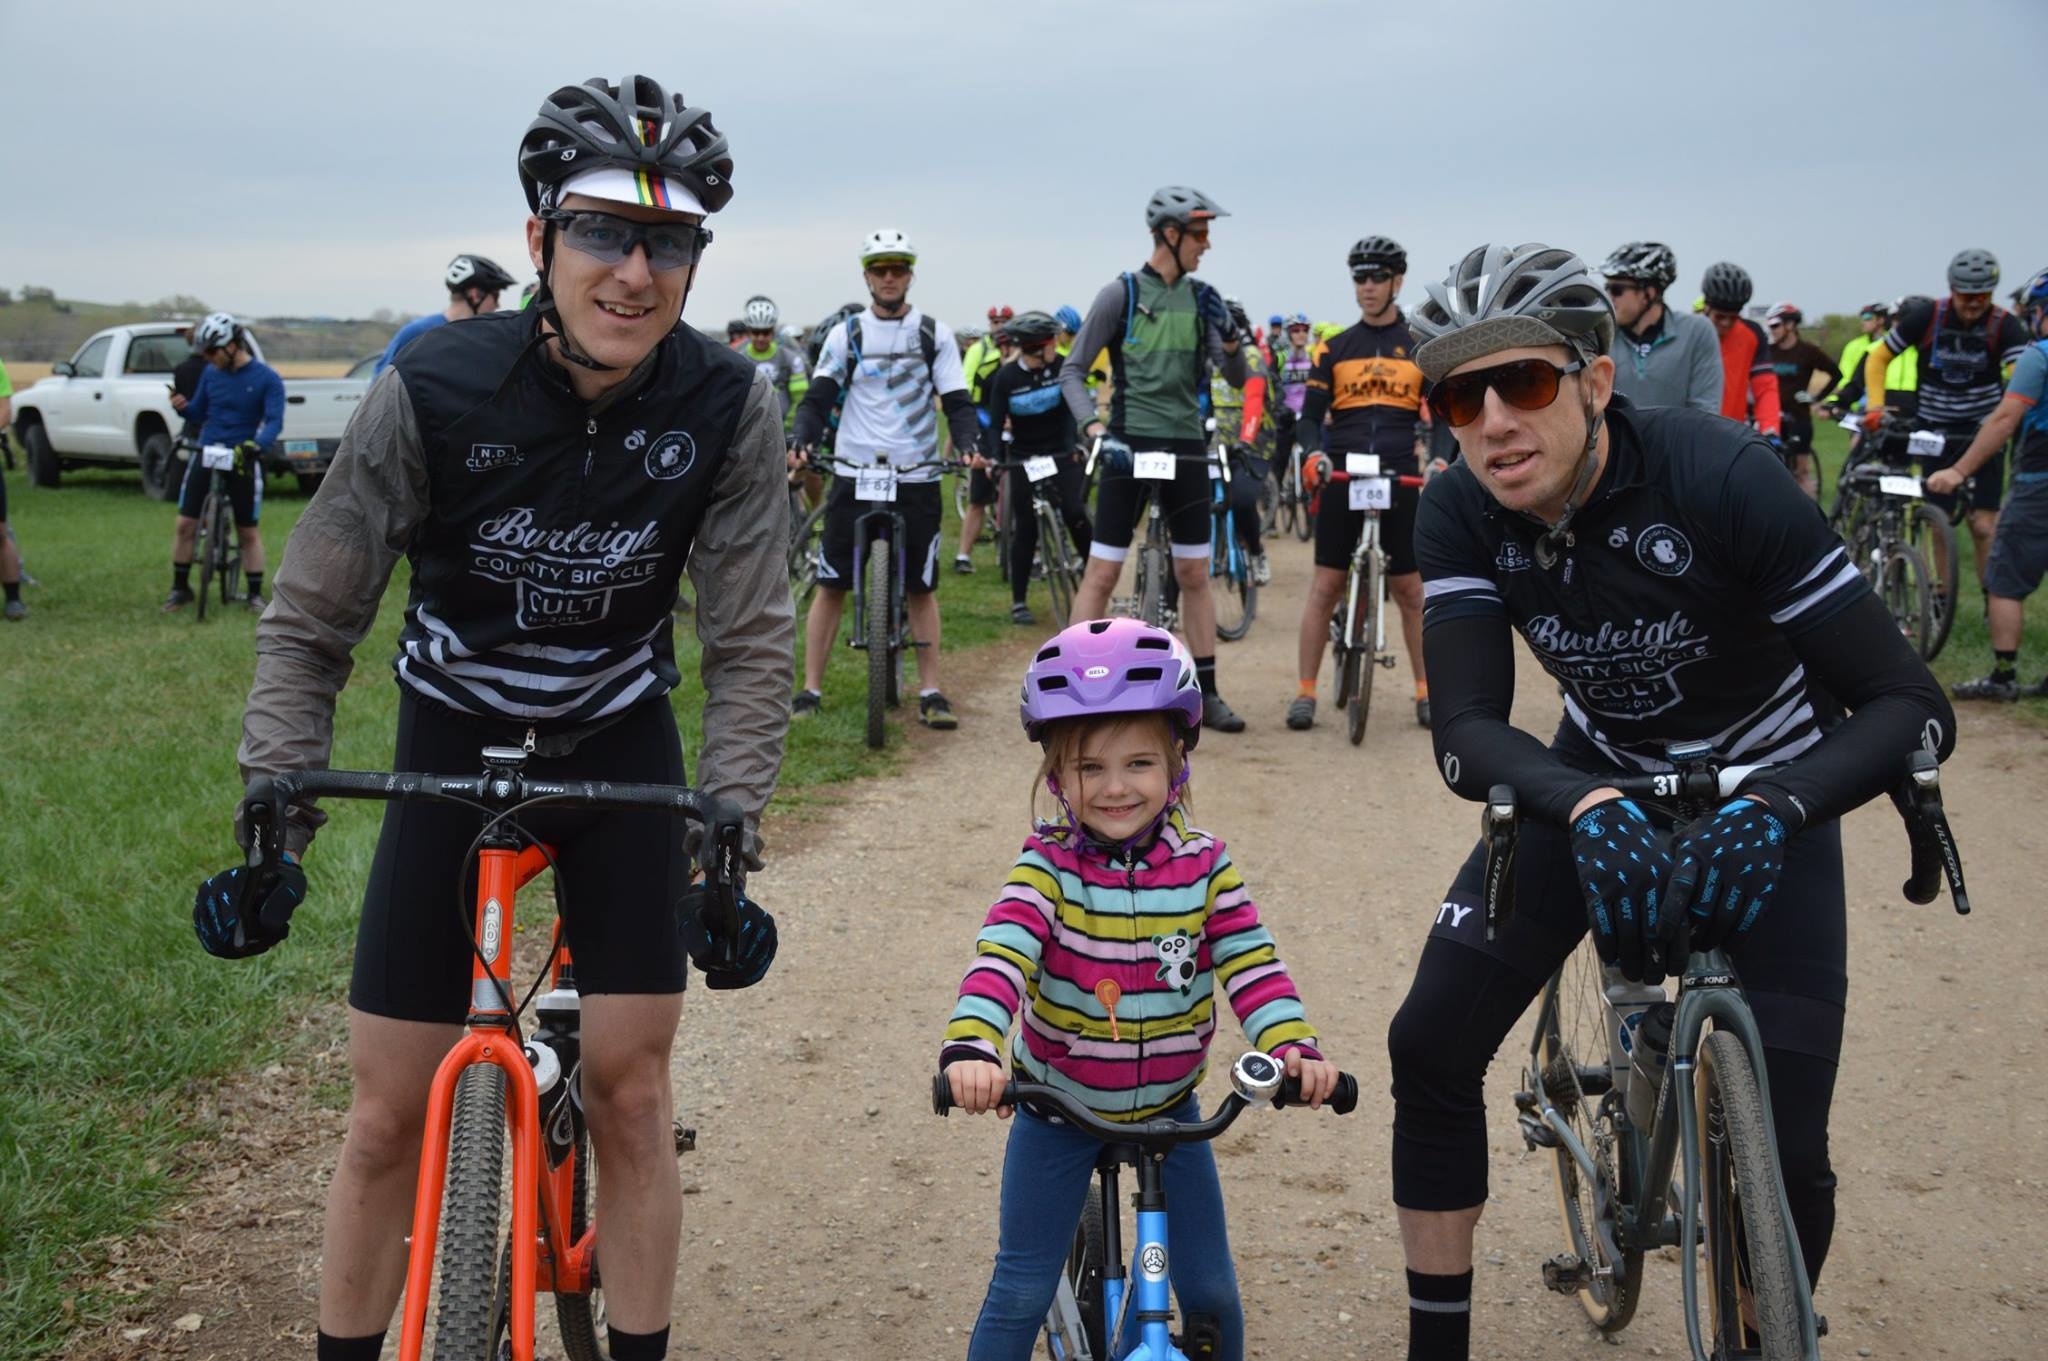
[1003,310,1059,345]
[518,75,734,215]
[1947,247,1999,295]
[1144,186,1229,231]
[1700,262,1753,312]
[1348,235,1407,276]
[445,254,517,294]
[1599,241,1678,291]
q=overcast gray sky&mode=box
[3,1,2042,331]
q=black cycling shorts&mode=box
[1922,423,2005,515]
[968,465,999,507]
[817,475,943,596]
[1386,803,1846,1214]
[349,690,692,1024]
[1090,435,1211,560]
[1780,421,1814,458]
[1312,469,1420,575]
[176,450,264,526]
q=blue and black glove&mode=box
[1666,798,1789,953]
[1196,287,1233,340]
[1095,434,1133,476]
[679,884,777,990]
[1570,797,1677,984]
[193,857,305,960]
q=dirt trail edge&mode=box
[65,544,2045,1360]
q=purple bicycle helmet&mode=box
[1020,619,1203,750]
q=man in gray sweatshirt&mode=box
[1600,240,1722,413]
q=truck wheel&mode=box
[139,432,178,502]
[23,424,60,489]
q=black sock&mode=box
[2,581,19,604]
[246,571,263,597]
[172,561,191,590]
[1406,1267,1472,1361]
[315,1330,386,1361]
[1993,649,2018,683]
[1194,655,1218,697]
[608,1323,670,1360]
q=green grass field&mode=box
[0,462,1039,1359]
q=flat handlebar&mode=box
[931,1063,1358,1149]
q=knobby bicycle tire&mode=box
[1349,553,1380,746]
[1045,1194,1108,1360]
[1041,507,1077,630]
[432,1063,508,1361]
[1531,947,1642,1333]
[1879,542,1934,659]
[195,491,220,621]
[1136,541,1167,630]
[216,488,243,609]
[555,1123,606,1361]
[1697,1031,1803,1360]
[1908,503,1957,659]
[1257,472,1278,537]
[865,548,890,749]
[1211,508,1256,642]
[1291,467,1313,542]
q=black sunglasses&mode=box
[540,207,711,272]
[1428,357,1584,428]
[1603,279,1642,297]
[1352,268,1396,284]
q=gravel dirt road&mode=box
[65,539,2045,1360]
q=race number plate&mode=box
[1345,453,1381,476]
[1879,474,1923,499]
[1907,430,1946,458]
[1349,476,1392,510]
[1024,455,1058,482]
[1839,415,1862,434]
[1208,456,1223,480]
[1134,450,1176,480]
[854,467,898,502]
[200,443,238,471]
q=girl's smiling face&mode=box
[1062,720,1175,843]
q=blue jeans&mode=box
[965,1093,1244,1361]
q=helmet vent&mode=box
[1036,644,1063,662]
[1126,666,1163,682]
[1134,635,1170,651]
[1037,675,1069,691]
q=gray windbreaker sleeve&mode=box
[1061,279,1128,427]
[238,367,429,850]
[685,372,796,832]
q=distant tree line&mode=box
[0,290,404,363]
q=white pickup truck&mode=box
[9,322,370,498]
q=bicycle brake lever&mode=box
[1481,786,1518,941]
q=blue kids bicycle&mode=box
[934,1052,1358,1360]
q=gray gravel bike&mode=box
[1488,741,1971,1360]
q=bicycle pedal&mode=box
[1376,654,1397,668]
[673,1121,696,1156]
[1814,1314,1828,1337]
[1540,1253,1593,1294]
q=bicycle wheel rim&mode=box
[554,1124,607,1361]
[1880,543,1933,657]
[1534,946,1641,1331]
[1696,1031,1804,1359]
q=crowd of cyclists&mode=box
[0,65,2021,1361]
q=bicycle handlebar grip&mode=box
[1902,826,1942,906]
[931,1072,952,1116]
[1274,1071,1358,1115]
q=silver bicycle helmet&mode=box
[445,254,516,294]
[192,312,241,352]
[1144,186,1229,231]
[1410,242,1614,384]
[742,295,778,329]
[1947,247,1999,295]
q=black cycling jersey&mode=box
[987,355,1077,456]
[1416,396,1955,827]
[1884,297,2031,429]
[1296,313,1424,466]
[390,310,754,725]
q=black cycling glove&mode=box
[1226,301,1253,342]
[194,859,305,960]
[1196,288,1233,341]
[1570,798,1677,984]
[679,885,777,990]
[1667,798,1788,953]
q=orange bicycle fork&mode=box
[397,842,574,1361]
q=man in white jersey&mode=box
[788,229,986,727]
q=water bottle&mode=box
[532,988,582,1167]
[1625,1002,1677,1132]
[1603,978,1667,1086]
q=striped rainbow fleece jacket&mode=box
[941,809,1322,1122]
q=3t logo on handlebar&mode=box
[1652,773,1681,798]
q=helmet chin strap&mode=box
[1528,390,1605,570]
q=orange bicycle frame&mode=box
[396,843,597,1361]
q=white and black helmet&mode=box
[1700,261,1753,312]
[192,311,242,352]
[1144,186,1229,232]
[1599,241,1678,291]
[1948,247,2000,295]
[445,254,516,293]
[1348,235,1407,276]
[860,229,917,266]
[517,74,733,215]
[1410,243,1615,384]
[742,295,778,329]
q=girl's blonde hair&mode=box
[1029,712,1191,829]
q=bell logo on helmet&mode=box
[1084,665,1110,679]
